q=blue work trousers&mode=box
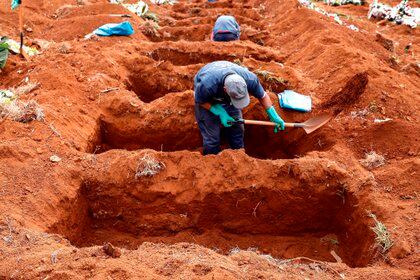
[213,32,239,42]
[195,103,244,155]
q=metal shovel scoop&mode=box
[230,114,332,134]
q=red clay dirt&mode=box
[0,0,419,279]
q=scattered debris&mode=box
[252,200,263,217]
[374,118,392,123]
[298,0,360,31]
[324,0,364,6]
[101,87,119,93]
[51,249,62,264]
[49,155,62,162]
[123,1,149,16]
[368,213,393,253]
[0,93,44,123]
[330,250,342,263]
[368,0,419,28]
[0,89,15,104]
[32,39,53,51]
[15,81,40,96]
[108,13,132,18]
[5,38,39,56]
[109,0,159,22]
[229,246,241,255]
[2,217,14,245]
[351,108,369,119]
[360,151,386,169]
[135,154,165,178]
[151,0,177,5]
[278,257,345,279]
[103,242,122,258]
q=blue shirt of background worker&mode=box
[194,61,285,155]
[211,15,240,42]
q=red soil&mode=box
[0,0,419,279]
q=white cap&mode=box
[224,74,249,109]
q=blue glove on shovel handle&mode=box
[209,104,235,128]
[266,106,285,133]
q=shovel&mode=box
[229,114,332,134]
[18,1,29,60]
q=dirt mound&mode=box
[0,0,419,279]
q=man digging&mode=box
[211,15,240,42]
[194,60,285,155]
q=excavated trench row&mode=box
[97,96,334,159]
[49,153,375,268]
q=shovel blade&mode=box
[301,114,332,134]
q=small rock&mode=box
[390,240,411,259]
[103,242,121,258]
[49,155,61,162]
[36,148,43,154]
[58,43,71,54]
[408,150,416,156]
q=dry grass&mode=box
[368,213,393,253]
[0,100,44,123]
[135,154,165,178]
[1,82,43,123]
[360,151,385,169]
[14,81,40,96]
[255,69,287,84]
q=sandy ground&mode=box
[0,0,419,279]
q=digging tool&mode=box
[18,0,29,60]
[229,114,332,134]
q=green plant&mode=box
[368,213,393,253]
[142,12,159,23]
[0,37,10,69]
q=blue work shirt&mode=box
[212,15,240,37]
[194,61,265,105]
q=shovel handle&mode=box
[239,119,303,128]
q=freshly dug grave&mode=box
[49,150,375,268]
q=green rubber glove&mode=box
[209,104,235,127]
[266,106,285,133]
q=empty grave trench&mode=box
[148,47,276,67]
[125,61,288,104]
[50,181,375,267]
[96,108,335,159]
[112,58,334,158]
[125,59,196,103]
